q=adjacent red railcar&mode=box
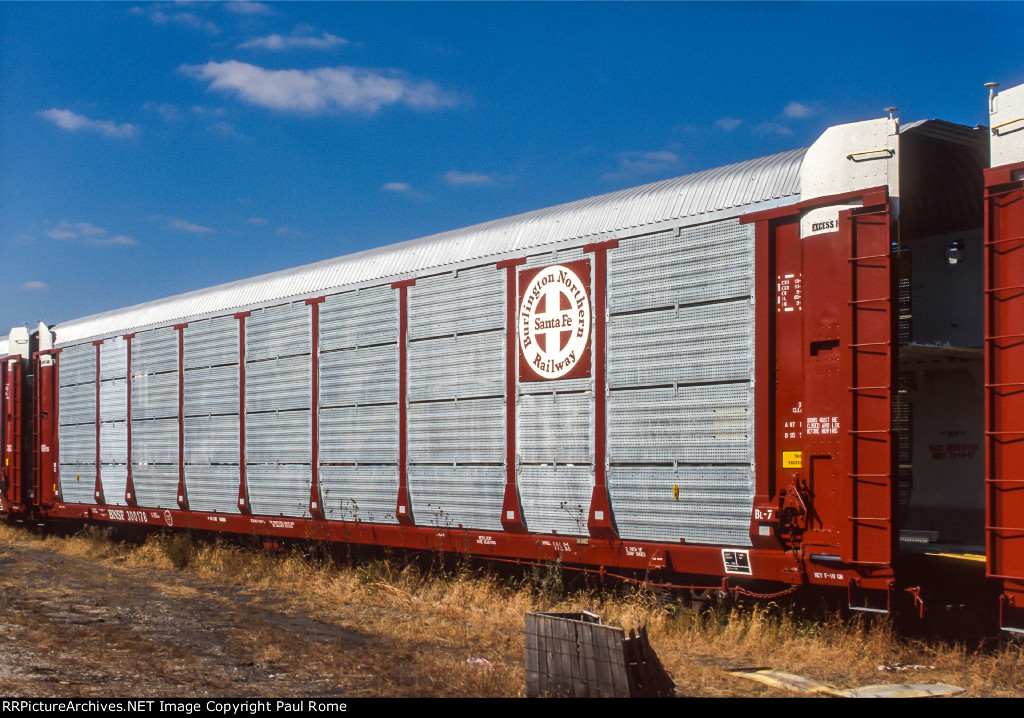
[4,82,1023,623]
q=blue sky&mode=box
[2,1,1023,334]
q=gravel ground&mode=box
[0,541,376,697]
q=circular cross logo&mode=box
[518,264,591,379]
[163,509,173,527]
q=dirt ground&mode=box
[0,540,386,697]
[1,526,1021,699]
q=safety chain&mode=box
[732,584,800,600]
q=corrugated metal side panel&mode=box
[131,372,178,420]
[607,219,754,314]
[131,327,178,376]
[184,365,239,416]
[131,466,178,509]
[58,343,95,387]
[408,398,503,464]
[99,464,128,507]
[186,465,241,514]
[58,424,95,463]
[247,465,311,518]
[519,392,592,465]
[184,315,238,368]
[58,465,95,504]
[185,415,239,464]
[131,418,178,464]
[245,357,310,413]
[607,302,752,387]
[99,378,127,423]
[408,331,503,401]
[246,302,310,360]
[522,246,586,271]
[603,215,755,547]
[320,285,396,350]
[319,406,398,464]
[609,467,753,545]
[58,383,95,425]
[246,410,311,463]
[518,466,592,536]
[320,345,398,407]
[320,466,399,524]
[51,149,803,347]
[100,336,127,381]
[408,264,504,339]
[608,386,751,463]
[408,466,504,531]
[99,422,127,463]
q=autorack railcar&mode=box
[4,80,1024,628]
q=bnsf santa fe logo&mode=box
[518,261,592,381]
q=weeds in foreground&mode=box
[4,521,1024,696]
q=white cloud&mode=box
[783,101,815,119]
[223,1,275,15]
[602,150,683,182]
[715,117,743,131]
[443,170,495,187]
[754,122,794,136]
[103,235,137,246]
[382,182,413,193]
[47,221,137,246]
[39,109,139,139]
[209,121,239,137]
[21,281,49,291]
[192,105,227,118]
[181,60,462,114]
[167,218,214,233]
[239,30,348,51]
[248,216,268,226]
[133,5,219,33]
[143,102,182,122]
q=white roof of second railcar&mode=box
[52,147,806,346]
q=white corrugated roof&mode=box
[53,147,805,345]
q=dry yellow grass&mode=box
[2,521,1024,696]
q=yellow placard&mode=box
[782,451,802,469]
